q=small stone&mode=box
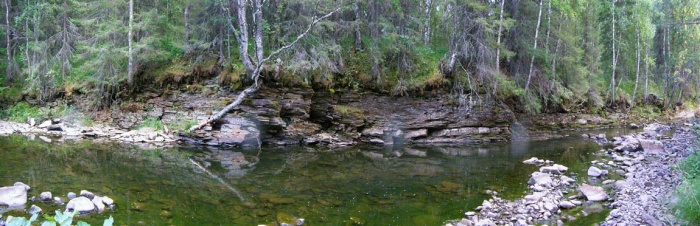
[27,204,42,215]
[559,201,576,209]
[465,211,476,216]
[588,166,603,177]
[54,197,64,205]
[66,196,95,214]
[102,196,115,206]
[580,183,608,201]
[67,192,77,200]
[40,192,52,202]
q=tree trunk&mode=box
[127,0,134,85]
[353,0,362,50]
[643,44,649,102]
[628,25,641,113]
[189,6,338,132]
[423,0,432,45]
[5,0,12,83]
[493,0,505,96]
[184,5,191,53]
[525,0,544,94]
[236,0,255,76]
[609,0,616,106]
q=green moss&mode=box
[138,116,164,131]
[333,105,365,118]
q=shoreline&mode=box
[445,121,696,226]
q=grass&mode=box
[138,116,164,131]
[333,105,365,118]
[674,127,700,224]
[164,114,198,133]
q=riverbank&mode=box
[444,122,697,225]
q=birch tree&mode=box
[189,1,338,131]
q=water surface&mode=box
[0,128,637,225]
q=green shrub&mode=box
[138,116,164,131]
[4,102,50,122]
[675,148,700,224]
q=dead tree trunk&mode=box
[189,5,338,132]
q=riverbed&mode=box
[0,128,639,225]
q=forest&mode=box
[1,0,700,114]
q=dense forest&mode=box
[1,0,699,114]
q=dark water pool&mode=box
[0,128,638,225]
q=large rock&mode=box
[66,196,95,214]
[639,139,665,155]
[0,185,29,207]
[540,166,563,175]
[40,192,53,202]
[613,138,640,152]
[580,183,608,201]
[528,172,553,187]
[588,166,604,177]
[211,116,261,148]
[92,196,106,213]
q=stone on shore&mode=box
[528,172,553,187]
[66,196,95,214]
[39,191,52,202]
[0,184,29,207]
[580,183,608,201]
[588,166,605,177]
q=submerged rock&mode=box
[580,183,608,201]
[0,184,29,207]
[39,192,52,202]
[66,196,95,214]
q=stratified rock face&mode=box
[211,116,260,148]
[580,183,608,201]
[0,185,28,207]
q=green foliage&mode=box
[674,150,700,224]
[4,102,50,122]
[6,213,38,226]
[5,211,113,226]
[138,116,164,131]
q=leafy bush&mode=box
[5,210,113,226]
[4,102,50,122]
[138,116,164,131]
[675,151,700,224]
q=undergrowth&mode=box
[674,127,700,224]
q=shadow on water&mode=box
[0,127,639,225]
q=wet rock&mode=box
[80,190,95,199]
[92,196,106,213]
[0,184,28,207]
[580,183,608,201]
[559,201,576,209]
[102,196,115,206]
[540,166,563,175]
[27,204,42,215]
[39,192,52,202]
[53,197,64,205]
[587,166,604,177]
[67,192,77,200]
[639,139,665,155]
[523,157,544,165]
[66,196,95,214]
[13,182,30,191]
[404,129,428,139]
[528,172,553,187]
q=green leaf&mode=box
[41,221,57,226]
[54,210,77,226]
[103,216,114,226]
[77,221,91,226]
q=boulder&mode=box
[559,201,576,209]
[27,204,42,215]
[0,185,28,207]
[588,166,604,177]
[613,138,640,152]
[67,192,77,200]
[13,182,30,191]
[553,164,568,172]
[39,192,52,202]
[66,196,95,214]
[523,157,544,165]
[580,183,608,201]
[102,196,115,206]
[639,139,665,155]
[540,166,563,175]
[80,190,95,199]
[528,172,553,187]
[92,196,106,213]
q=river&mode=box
[0,127,639,225]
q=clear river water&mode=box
[0,128,638,225]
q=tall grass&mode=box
[674,127,700,224]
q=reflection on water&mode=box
[0,128,637,225]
